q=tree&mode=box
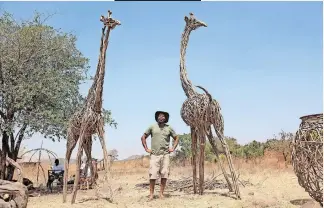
[174,133,238,164]
[264,130,294,166]
[0,12,117,180]
[242,140,265,161]
[108,149,118,161]
[177,134,192,156]
[224,137,239,152]
[174,133,191,165]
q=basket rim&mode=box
[300,113,323,120]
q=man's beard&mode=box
[158,120,165,124]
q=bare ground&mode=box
[26,163,320,208]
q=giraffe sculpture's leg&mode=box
[71,144,84,203]
[198,127,206,195]
[71,126,88,204]
[190,127,198,194]
[83,149,89,179]
[84,137,94,186]
[63,133,78,203]
[213,124,241,199]
[79,150,85,189]
[97,120,111,181]
[206,127,233,192]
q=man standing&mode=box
[141,111,179,200]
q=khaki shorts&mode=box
[149,154,170,180]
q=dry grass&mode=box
[18,154,320,208]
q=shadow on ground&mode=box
[290,198,322,208]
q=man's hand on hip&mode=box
[168,148,175,153]
[145,148,152,154]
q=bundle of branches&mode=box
[0,180,28,208]
[135,173,252,193]
[168,176,228,192]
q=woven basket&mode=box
[292,113,323,205]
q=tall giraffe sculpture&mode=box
[179,13,240,198]
[62,10,121,204]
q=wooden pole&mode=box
[36,141,43,186]
[191,127,197,194]
[198,129,206,195]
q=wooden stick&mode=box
[191,127,197,194]
[206,128,233,192]
[213,125,241,199]
[198,128,205,195]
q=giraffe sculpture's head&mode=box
[100,10,121,30]
[184,12,207,31]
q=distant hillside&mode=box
[124,155,144,161]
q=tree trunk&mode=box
[6,150,19,181]
[283,152,289,168]
[1,110,15,180]
[4,125,27,180]
[1,132,9,180]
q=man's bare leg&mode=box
[160,178,167,199]
[149,179,156,200]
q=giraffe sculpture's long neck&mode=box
[94,26,111,113]
[180,26,196,98]
[87,26,111,113]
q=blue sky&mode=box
[1,2,322,160]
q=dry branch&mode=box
[135,174,252,193]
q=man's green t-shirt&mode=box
[144,123,177,155]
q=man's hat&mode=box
[155,111,169,123]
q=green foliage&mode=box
[242,140,265,159]
[264,130,294,163]
[0,11,116,141]
[204,141,215,162]
[264,131,293,152]
[0,11,117,179]
[174,133,191,163]
[173,131,295,163]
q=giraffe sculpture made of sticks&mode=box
[179,13,241,198]
[62,10,121,204]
